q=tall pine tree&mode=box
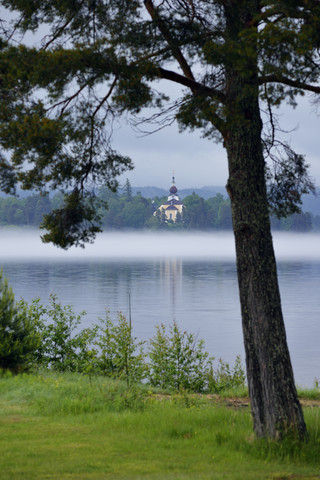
[0,271,40,371]
[1,0,320,437]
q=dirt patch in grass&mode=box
[215,396,250,408]
[0,415,24,424]
[150,394,320,408]
[224,397,320,408]
[272,476,320,480]
[299,399,320,407]
[213,395,320,409]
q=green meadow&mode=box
[1,371,320,480]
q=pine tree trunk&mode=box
[224,1,307,439]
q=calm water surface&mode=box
[1,230,319,387]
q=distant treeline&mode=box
[0,182,319,232]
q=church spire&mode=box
[168,173,179,201]
[154,173,184,223]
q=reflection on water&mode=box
[0,230,320,386]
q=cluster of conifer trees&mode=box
[0,184,318,232]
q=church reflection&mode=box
[159,257,183,321]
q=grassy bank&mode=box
[1,371,320,480]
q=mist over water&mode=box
[1,229,320,261]
[1,229,320,387]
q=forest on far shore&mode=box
[0,180,319,232]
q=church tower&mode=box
[156,175,184,222]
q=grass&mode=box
[1,371,320,480]
[297,386,320,402]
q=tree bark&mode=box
[224,1,307,439]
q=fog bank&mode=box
[0,229,319,261]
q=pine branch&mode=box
[158,66,225,101]
[144,0,196,84]
[259,75,320,94]
[41,13,78,50]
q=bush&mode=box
[23,294,90,372]
[208,355,246,393]
[0,270,40,372]
[148,322,246,393]
[148,321,214,392]
[21,298,147,383]
[10,292,246,394]
[95,312,147,386]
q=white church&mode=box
[155,176,184,222]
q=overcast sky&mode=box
[2,8,320,192]
[114,94,320,190]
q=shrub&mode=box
[208,355,246,393]
[74,326,100,378]
[23,294,90,372]
[95,312,147,386]
[8,292,246,394]
[0,270,40,372]
[20,298,147,383]
[148,321,214,392]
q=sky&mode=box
[114,93,320,190]
[2,8,320,192]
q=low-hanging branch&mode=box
[144,0,196,83]
[157,66,225,100]
[259,75,320,94]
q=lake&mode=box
[1,229,319,387]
